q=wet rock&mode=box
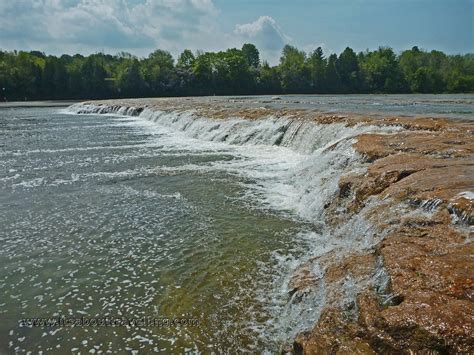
[295,115,474,352]
[74,98,474,353]
[449,195,474,225]
[288,262,320,301]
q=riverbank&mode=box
[71,97,473,353]
[0,100,81,108]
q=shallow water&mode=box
[0,107,324,353]
[1,94,471,353]
[214,93,474,119]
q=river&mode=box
[0,94,472,353]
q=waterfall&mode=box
[67,102,399,344]
[67,102,394,226]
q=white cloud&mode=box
[234,16,288,50]
[234,16,290,64]
[0,1,294,63]
[0,0,219,56]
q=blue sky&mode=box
[0,0,472,64]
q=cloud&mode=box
[0,0,219,56]
[233,16,290,64]
[0,1,292,64]
[234,16,288,51]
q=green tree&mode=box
[0,44,472,99]
[446,54,474,92]
[399,47,451,93]
[41,56,69,99]
[207,48,254,95]
[325,54,340,93]
[80,56,109,99]
[336,47,361,93]
[192,52,217,95]
[257,61,281,94]
[177,49,195,70]
[142,49,176,96]
[175,50,196,95]
[307,47,326,92]
[117,59,146,97]
[241,43,260,68]
[279,45,310,93]
[360,47,405,93]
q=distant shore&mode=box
[0,100,82,108]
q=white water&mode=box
[68,103,398,224]
[67,102,399,346]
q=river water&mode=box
[0,106,321,353]
[0,95,472,353]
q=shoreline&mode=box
[2,94,473,120]
[0,100,82,108]
[69,98,474,352]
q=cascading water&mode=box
[68,103,395,224]
[57,102,400,349]
[3,97,471,353]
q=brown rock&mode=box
[79,98,474,353]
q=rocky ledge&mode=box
[80,97,473,353]
[292,129,473,353]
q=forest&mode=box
[1,44,473,101]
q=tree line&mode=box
[1,44,473,101]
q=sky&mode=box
[0,0,472,64]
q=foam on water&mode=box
[68,104,398,224]
[458,191,474,200]
[66,103,401,344]
[1,102,404,352]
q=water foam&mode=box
[67,102,397,347]
[67,104,396,224]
